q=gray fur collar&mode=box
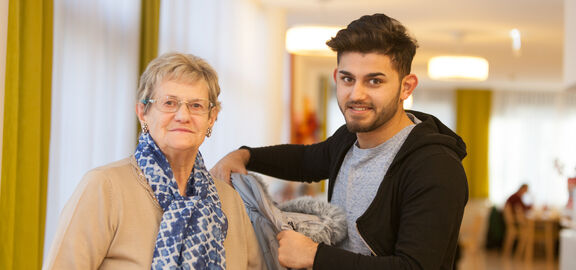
[279,196,347,245]
[235,173,347,245]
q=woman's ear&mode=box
[208,107,219,127]
[136,103,146,123]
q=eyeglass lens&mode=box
[155,96,211,114]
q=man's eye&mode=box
[191,102,203,109]
[341,76,354,83]
[368,78,382,85]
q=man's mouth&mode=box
[347,103,372,112]
[350,106,369,111]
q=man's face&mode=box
[335,52,404,133]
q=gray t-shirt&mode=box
[331,113,421,254]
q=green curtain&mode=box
[139,0,160,75]
[456,89,492,199]
[0,0,53,269]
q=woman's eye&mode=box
[164,100,178,107]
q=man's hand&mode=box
[209,149,250,185]
[277,230,318,268]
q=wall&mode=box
[159,0,288,167]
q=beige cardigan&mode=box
[43,157,263,270]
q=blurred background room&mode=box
[1,0,576,269]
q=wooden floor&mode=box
[458,248,559,270]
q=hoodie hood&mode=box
[396,110,467,162]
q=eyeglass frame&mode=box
[142,96,215,115]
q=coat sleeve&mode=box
[43,169,118,270]
[242,197,265,270]
[216,179,266,270]
[244,125,353,182]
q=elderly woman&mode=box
[44,52,262,269]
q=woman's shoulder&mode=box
[80,156,141,190]
[76,156,158,211]
[61,158,137,215]
[84,157,136,178]
[88,157,134,173]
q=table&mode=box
[522,209,560,268]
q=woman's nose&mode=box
[174,103,191,121]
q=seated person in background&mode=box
[505,183,532,213]
[43,52,262,269]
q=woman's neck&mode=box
[166,149,198,196]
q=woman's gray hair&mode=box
[137,52,221,115]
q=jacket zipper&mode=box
[356,223,377,256]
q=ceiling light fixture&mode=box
[509,28,522,56]
[285,26,341,56]
[428,56,489,81]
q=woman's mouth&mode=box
[170,128,193,133]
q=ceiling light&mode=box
[509,28,522,56]
[428,56,489,81]
[285,26,341,56]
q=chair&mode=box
[513,205,529,259]
[461,214,484,249]
[458,199,490,270]
[502,205,523,257]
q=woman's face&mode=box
[137,79,216,158]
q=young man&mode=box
[211,13,468,269]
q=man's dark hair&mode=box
[326,13,418,79]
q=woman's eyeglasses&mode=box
[143,96,213,114]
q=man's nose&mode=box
[349,83,367,100]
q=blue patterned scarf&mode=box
[134,133,228,270]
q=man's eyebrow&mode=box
[338,70,353,76]
[366,72,386,77]
[337,70,386,78]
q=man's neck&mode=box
[356,111,413,149]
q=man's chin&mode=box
[345,122,374,133]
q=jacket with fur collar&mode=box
[231,173,346,270]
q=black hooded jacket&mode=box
[244,110,469,270]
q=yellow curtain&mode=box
[139,0,160,75]
[0,0,53,269]
[137,0,160,135]
[456,89,491,199]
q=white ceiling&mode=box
[262,0,565,92]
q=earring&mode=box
[206,127,212,137]
[142,122,149,134]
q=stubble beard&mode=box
[341,88,402,133]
